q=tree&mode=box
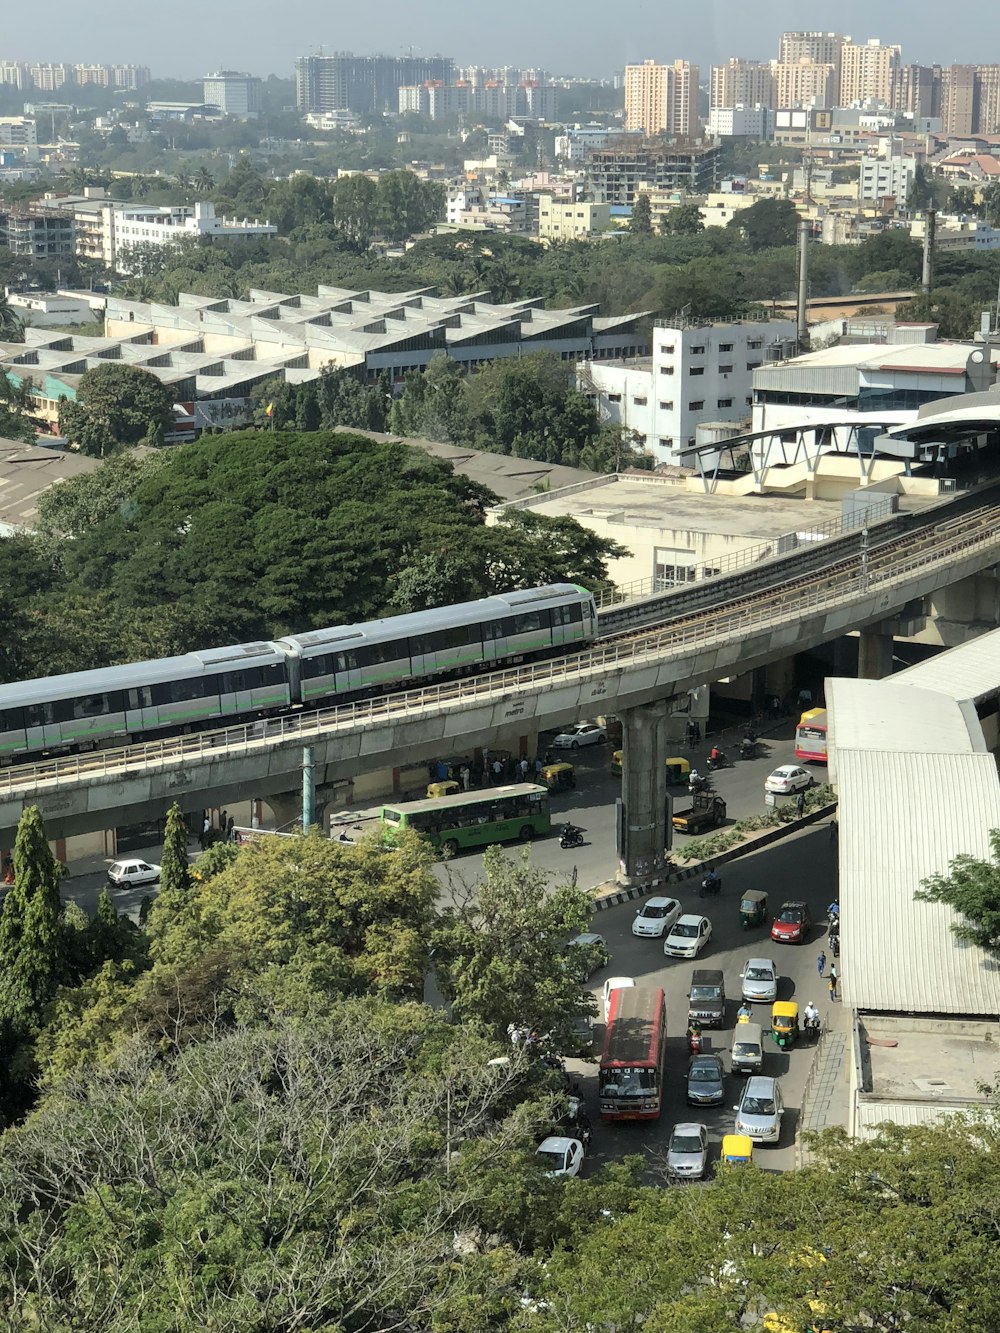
[194,165,216,194]
[660,202,704,236]
[0,807,65,1041]
[433,846,597,1049]
[727,197,800,250]
[57,363,174,457]
[631,191,653,235]
[0,291,25,342]
[155,802,193,917]
[0,369,34,441]
[34,448,168,541]
[907,162,936,212]
[915,827,1000,952]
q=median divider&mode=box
[589,802,838,912]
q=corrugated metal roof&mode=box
[894,628,1000,704]
[836,746,1000,1016]
[827,678,986,758]
[856,1101,970,1135]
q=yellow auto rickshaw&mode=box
[426,779,460,799]
[771,1000,799,1050]
[740,889,769,931]
[611,749,623,777]
[610,753,690,783]
[721,1133,753,1166]
[541,762,576,793]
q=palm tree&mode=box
[194,166,216,195]
[0,294,25,343]
[176,171,193,193]
[131,176,151,200]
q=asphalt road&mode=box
[572,820,839,1177]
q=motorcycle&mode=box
[739,737,758,760]
[804,1015,822,1044]
[560,824,585,850]
[699,873,722,899]
[830,933,840,959]
[688,774,710,796]
[706,750,729,771]
[687,1026,703,1055]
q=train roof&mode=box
[281,585,588,654]
[0,641,284,708]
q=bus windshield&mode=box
[599,1066,656,1098]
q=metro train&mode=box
[0,584,598,763]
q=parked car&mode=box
[667,1122,709,1180]
[740,957,779,1004]
[765,765,813,795]
[551,722,607,750]
[631,895,682,938]
[733,1075,784,1144]
[771,901,811,944]
[664,914,713,959]
[564,932,610,980]
[107,859,161,890]
[535,1136,584,1177]
[686,1052,726,1107]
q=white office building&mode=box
[579,317,798,467]
[708,106,775,140]
[202,71,262,118]
[859,154,916,204]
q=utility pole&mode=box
[921,209,935,295]
[796,219,810,353]
[302,746,314,831]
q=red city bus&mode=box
[794,708,828,764]
[598,986,668,1121]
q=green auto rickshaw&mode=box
[740,889,769,931]
[541,762,576,793]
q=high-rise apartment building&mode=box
[893,64,943,120]
[709,59,776,110]
[771,60,836,109]
[778,32,846,70]
[0,62,27,90]
[29,63,72,92]
[203,71,263,118]
[624,59,699,136]
[937,65,1000,134]
[295,52,454,115]
[839,38,900,105]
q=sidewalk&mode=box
[797,999,853,1165]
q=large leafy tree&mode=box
[57,363,174,457]
[915,827,1000,952]
[0,806,66,1037]
[727,197,801,251]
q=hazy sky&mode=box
[4,0,996,80]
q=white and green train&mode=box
[0,584,597,763]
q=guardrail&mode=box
[594,498,896,610]
[2,516,998,797]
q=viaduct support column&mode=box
[858,622,895,680]
[616,701,670,891]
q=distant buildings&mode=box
[586,142,720,204]
[202,71,262,119]
[0,61,149,91]
[624,60,699,137]
[294,52,454,115]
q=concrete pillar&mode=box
[264,791,302,831]
[616,701,670,890]
[858,623,894,680]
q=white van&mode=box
[731,1022,764,1076]
[602,976,636,1021]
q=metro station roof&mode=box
[828,676,1000,1018]
[895,626,1000,706]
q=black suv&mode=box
[687,968,726,1028]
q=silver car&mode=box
[733,1076,784,1143]
[740,957,778,1004]
[667,1121,709,1180]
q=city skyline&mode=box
[2,0,1000,82]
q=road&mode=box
[573,819,839,1177]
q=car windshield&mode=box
[600,1067,655,1098]
[536,1149,564,1170]
[690,984,720,1000]
[746,966,773,980]
[690,1063,719,1082]
[671,1134,703,1154]
[778,908,802,923]
[743,1095,776,1115]
[643,904,669,918]
[733,1041,759,1058]
[673,922,697,937]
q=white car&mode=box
[765,764,813,795]
[536,1135,584,1177]
[740,957,779,1004]
[565,932,610,980]
[602,976,636,1020]
[663,914,713,959]
[551,722,607,750]
[733,1076,784,1144]
[107,859,161,890]
[631,895,682,938]
[667,1121,709,1180]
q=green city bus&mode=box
[380,783,551,856]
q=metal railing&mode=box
[2,515,998,799]
[595,497,896,610]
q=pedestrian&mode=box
[200,815,210,851]
[534,756,543,779]
[816,950,826,977]
[460,765,470,792]
[491,758,502,785]
[220,808,228,833]
[830,961,838,987]
[227,815,235,841]
[795,791,805,818]
[519,756,529,782]
[828,971,838,1001]
[829,817,838,845]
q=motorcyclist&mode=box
[689,768,705,791]
[710,744,724,764]
[737,1002,753,1023]
[804,1001,820,1033]
[686,1020,702,1052]
[702,868,720,894]
[827,900,840,921]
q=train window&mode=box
[552,604,582,626]
[0,707,24,733]
[303,654,335,679]
[511,611,544,636]
[334,650,358,673]
[72,694,111,720]
[127,686,154,710]
[482,620,505,641]
[26,702,57,728]
[154,677,213,706]
[365,640,406,667]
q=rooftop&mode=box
[0,438,100,531]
